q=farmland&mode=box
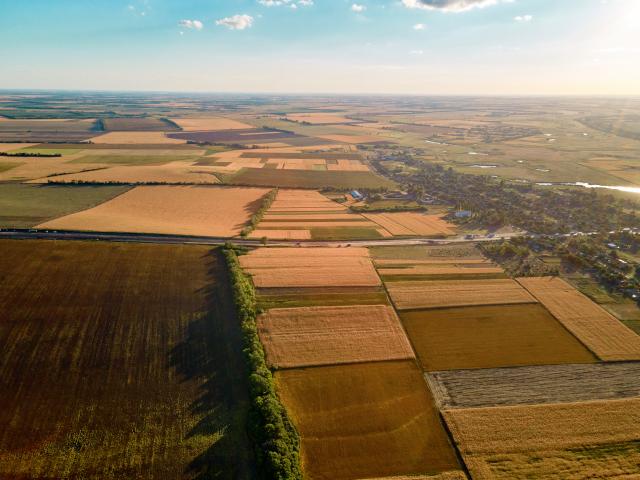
[223,167,394,189]
[239,247,381,288]
[518,277,640,360]
[37,185,269,237]
[402,304,595,371]
[443,398,640,479]
[0,118,99,142]
[276,361,460,480]
[362,212,456,237]
[429,362,640,409]
[0,240,253,478]
[257,305,414,368]
[386,279,535,310]
[100,117,179,132]
[0,183,130,228]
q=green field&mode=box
[223,168,395,189]
[0,184,130,228]
[257,286,389,310]
[0,240,254,479]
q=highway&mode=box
[0,228,523,247]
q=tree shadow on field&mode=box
[169,249,255,480]
[236,195,266,231]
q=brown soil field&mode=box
[37,185,268,237]
[263,213,359,220]
[101,117,179,132]
[428,361,640,409]
[518,277,640,360]
[364,213,456,237]
[402,304,595,371]
[375,258,490,265]
[36,162,221,184]
[89,131,187,144]
[276,361,460,480]
[387,279,535,310]
[240,247,381,288]
[248,229,311,240]
[257,305,414,368]
[0,118,97,142]
[0,240,253,478]
[443,398,640,479]
[170,117,254,131]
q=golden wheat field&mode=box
[378,265,504,276]
[276,361,460,480]
[364,213,456,236]
[170,116,254,130]
[35,162,221,184]
[89,131,187,144]
[443,397,640,480]
[402,304,595,371]
[387,279,535,310]
[518,277,640,361]
[240,247,381,288]
[248,229,312,240]
[37,185,268,236]
[257,305,414,368]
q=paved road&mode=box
[0,228,523,247]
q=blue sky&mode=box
[1,0,638,94]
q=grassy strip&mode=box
[222,245,302,480]
[241,188,278,237]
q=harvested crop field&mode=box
[371,244,484,260]
[443,398,640,480]
[239,247,381,288]
[276,361,460,480]
[257,305,414,368]
[364,213,456,237]
[402,304,595,371]
[428,361,640,409]
[0,240,253,478]
[317,134,390,144]
[40,162,221,184]
[90,131,187,144]
[170,116,254,131]
[225,168,394,189]
[0,118,98,142]
[248,229,312,240]
[257,286,389,310]
[387,279,535,310]
[518,277,640,361]
[379,265,504,278]
[0,184,131,228]
[0,143,36,152]
[37,185,268,237]
[286,113,354,124]
[167,128,316,145]
[101,117,179,131]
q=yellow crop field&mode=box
[239,247,381,287]
[37,185,268,237]
[276,361,460,480]
[170,116,254,130]
[89,132,186,144]
[444,398,640,479]
[378,265,504,276]
[518,277,640,360]
[402,304,595,371]
[386,279,535,310]
[257,305,414,368]
[364,213,456,236]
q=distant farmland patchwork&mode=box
[0,240,253,478]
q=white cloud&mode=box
[216,14,254,30]
[351,3,366,12]
[410,49,424,55]
[178,19,203,30]
[259,0,313,6]
[514,14,533,22]
[413,23,426,30]
[402,0,512,13]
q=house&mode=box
[350,190,364,201]
[455,210,472,219]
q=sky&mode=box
[1,0,639,95]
